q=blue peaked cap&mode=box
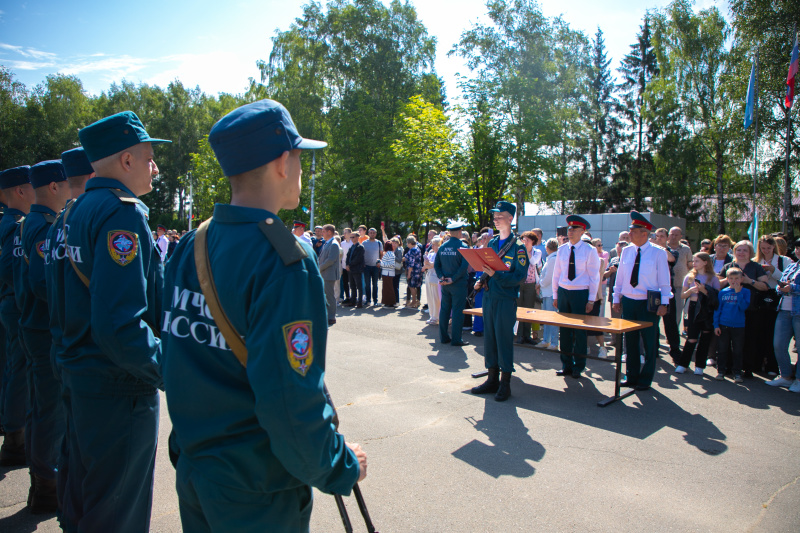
[61,147,94,178]
[30,160,67,189]
[79,111,170,162]
[209,99,327,177]
[489,201,516,218]
[0,166,30,189]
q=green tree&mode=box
[0,66,29,169]
[189,135,230,223]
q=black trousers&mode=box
[717,325,745,375]
[348,271,363,304]
[340,271,350,300]
[663,296,681,360]
[677,301,712,369]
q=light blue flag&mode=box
[744,60,756,129]
[747,209,759,243]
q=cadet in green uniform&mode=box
[161,99,366,533]
[18,160,71,513]
[435,222,470,346]
[471,201,527,401]
[43,147,94,529]
[62,112,169,532]
[0,165,33,467]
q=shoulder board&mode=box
[257,217,308,266]
[43,213,56,224]
[13,214,23,223]
[109,188,140,205]
[651,243,666,251]
[516,239,523,246]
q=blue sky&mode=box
[0,0,726,100]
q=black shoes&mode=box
[495,372,512,401]
[29,474,57,514]
[0,429,26,467]
[473,331,483,337]
[451,341,470,347]
[471,368,500,395]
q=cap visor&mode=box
[147,138,172,146]
[297,138,327,150]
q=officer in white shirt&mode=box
[156,224,169,262]
[551,215,600,378]
[612,211,672,391]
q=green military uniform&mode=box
[482,234,527,373]
[434,227,469,345]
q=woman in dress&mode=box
[405,235,423,309]
[380,240,396,307]
[422,237,442,324]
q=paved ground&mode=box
[1,295,799,532]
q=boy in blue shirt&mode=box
[714,268,751,382]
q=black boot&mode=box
[27,470,35,507]
[471,367,499,394]
[30,474,58,514]
[495,372,512,402]
[0,429,26,466]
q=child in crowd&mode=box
[714,268,751,383]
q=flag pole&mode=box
[785,24,797,236]
[753,49,759,231]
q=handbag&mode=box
[750,287,780,312]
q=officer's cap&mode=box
[489,201,516,218]
[209,99,327,177]
[61,147,94,178]
[629,210,654,231]
[30,160,67,189]
[79,111,171,162]
[0,166,30,190]
[293,220,307,228]
[566,214,590,230]
[446,222,465,231]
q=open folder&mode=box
[458,247,510,272]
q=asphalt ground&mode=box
[1,288,799,532]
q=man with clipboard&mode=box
[467,201,527,401]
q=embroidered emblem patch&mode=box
[283,321,313,377]
[36,241,46,259]
[107,230,138,266]
[517,248,527,267]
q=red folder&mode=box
[458,247,510,272]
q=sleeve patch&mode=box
[517,248,527,267]
[107,230,139,266]
[283,321,314,377]
[36,241,46,259]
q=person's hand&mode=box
[656,305,668,317]
[667,253,676,263]
[608,265,617,274]
[346,442,367,482]
[474,281,482,291]
[696,283,707,295]
[714,328,721,336]
[612,303,620,313]
[483,265,496,277]
[779,283,791,294]
[553,300,558,310]
[762,264,775,274]
[743,274,753,285]
[585,302,594,313]
[345,266,350,271]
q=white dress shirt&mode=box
[551,240,600,296]
[340,238,353,269]
[612,241,673,303]
[539,251,557,298]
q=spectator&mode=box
[380,240,396,307]
[767,260,800,391]
[700,239,713,253]
[774,236,789,257]
[391,237,404,303]
[312,225,325,256]
[318,224,341,325]
[711,234,734,274]
[675,252,720,375]
[405,235,423,309]
[791,239,800,262]
[362,228,383,306]
[357,224,368,243]
[340,228,353,303]
[589,237,609,358]
[714,268,751,382]
[655,227,684,362]
[604,239,627,351]
[532,228,547,267]
[719,240,769,379]
[471,232,491,337]
[344,233,365,308]
[516,231,541,345]
[538,238,560,349]
[423,237,442,325]
[666,226,693,330]
[754,235,794,376]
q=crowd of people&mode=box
[309,215,800,394]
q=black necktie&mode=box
[630,247,641,287]
[568,246,576,281]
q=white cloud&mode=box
[2,59,56,70]
[0,42,56,60]
[142,51,261,95]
